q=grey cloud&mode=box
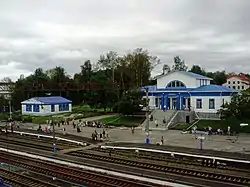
[0,0,250,80]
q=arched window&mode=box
[166,80,186,88]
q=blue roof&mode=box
[155,71,212,80]
[182,71,212,80]
[140,85,157,92]
[24,96,72,104]
[141,84,238,93]
[193,85,238,92]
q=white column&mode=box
[170,98,172,110]
[158,98,160,109]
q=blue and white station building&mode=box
[142,71,238,113]
[21,96,72,116]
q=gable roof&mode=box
[22,96,72,104]
[227,74,249,82]
[154,71,212,80]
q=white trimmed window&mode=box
[196,99,202,109]
[209,99,215,109]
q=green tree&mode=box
[218,92,250,132]
[115,90,143,115]
[162,64,170,74]
[189,65,206,75]
[125,48,160,87]
[219,92,250,120]
[172,56,188,71]
[212,71,227,85]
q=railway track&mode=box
[0,131,83,146]
[68,150,250,186]
[0,133,84,151]
[89,147,250,172]
[0,167,59,187]
[0,137,74,151]
[108,142,250,160]
[5,128,101,144]
[0,152,166,187]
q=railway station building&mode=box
[141,71,238,114]
[21,96,72,116]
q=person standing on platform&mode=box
[208,126,212,140]
[103,129,106,138]
[193,125,197,139]
[155,119,158,128]
[77,125,81,133]
[161,136,164,145]
[62,124,66,135]
[227,126,231,136]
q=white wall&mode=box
[157,72,197,89]
[223,77,250,91]
[157,72,211,89]
[190,96,231,113]
[21,103,72,116]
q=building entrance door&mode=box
[172,98,177,110]
[159,98,162,109]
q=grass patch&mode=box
[94,115,145,127]
[171,123,191,130]
[23,111,104,124]
[72,105,112,113]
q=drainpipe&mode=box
[188,92,191,110]
[219,91,223,118]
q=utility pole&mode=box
[145,88,150,144]
[8,100,12,121]
[52,119,57,155]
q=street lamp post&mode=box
[52,119,57,155]
[8,100,12,121]
[45,92,56,155]
[145,88,150,145]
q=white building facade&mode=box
[222,74,250,91]
[21,96,72,116]
[142,71,238,113]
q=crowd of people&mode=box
[41,118,110,141]
[191,125,239,141]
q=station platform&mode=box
[3,122,250,154]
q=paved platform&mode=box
[5,122,250,154]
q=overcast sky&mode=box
[0,0,250,81]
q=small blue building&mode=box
[21,96,72,116]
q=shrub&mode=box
[22,116,33,123]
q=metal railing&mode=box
[166,110,178,128]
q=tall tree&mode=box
[172,56,188,71]
[162,64,170,74]
[97,51,118,87]
[125,48,160,87]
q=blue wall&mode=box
[145,91,235,111]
